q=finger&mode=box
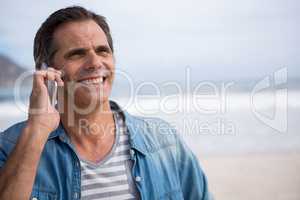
[59,69,65,80]
[33,69,64,88]
[45,70,59,81]
[48,68,64,86]
[48,67,65,82]
[54,73,64,87]
[35,70,47,76]
[33,70,47,87]
[48,67,62,75]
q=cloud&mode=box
[0,0,298,81]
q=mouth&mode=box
[77,76,108,85]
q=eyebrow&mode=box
[95,45,111,52]
[63,47,86,59]
[63,45,112,59]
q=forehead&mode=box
[53,19,109,50]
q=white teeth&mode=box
[80,77,105,85]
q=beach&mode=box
[200,152,300,200]
[1,92,300,200]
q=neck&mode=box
[60,99,115,152]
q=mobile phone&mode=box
[41,62,58,106]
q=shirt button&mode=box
[130,149,135,157]
[135,176,142,182]
[74,192,79,199]
[32,197,38,200]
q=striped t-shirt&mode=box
[80,110,139,200]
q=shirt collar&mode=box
[48,123,63,139]
[47,100,149,156]
[110,100,149,156]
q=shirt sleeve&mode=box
[0,142,6,169]
[174,132,213,200]
[0,148,6,168]
[0,132,14,169]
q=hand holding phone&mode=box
[27,63,63,134]
[41,63,58,106]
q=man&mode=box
[0,6,211,200]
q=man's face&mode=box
[52,20,115,108]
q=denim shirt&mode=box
[0,101,211,200]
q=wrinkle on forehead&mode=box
[53,19,109,52]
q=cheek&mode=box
[106,63,115,82]
[107,57,115,69]
[62,67,79,82]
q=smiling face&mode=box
[52,20,115,109]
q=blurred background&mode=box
[0,0,299,199]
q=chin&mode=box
[73,88,111,112]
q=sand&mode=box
[199,152,300,200]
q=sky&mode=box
[0,0,299,83]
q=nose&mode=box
[84,50,103,70]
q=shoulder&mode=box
[0,120,27,144]
[125,113,180,152]
[127,114,177,136]
[130,114,174,129]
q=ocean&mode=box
[1,88,299,156]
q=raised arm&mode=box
[0,68,63,200]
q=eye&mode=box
[66,49,86,59]
[95,46,111,56]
